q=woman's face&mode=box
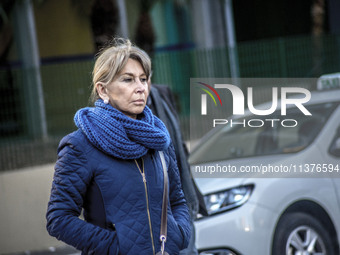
[97,58,148,119]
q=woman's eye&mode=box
[123,78,133,82]
[140,78,147,83]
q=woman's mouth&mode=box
[133,99,145,104]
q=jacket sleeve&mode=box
[46,134,119,254]
[166,144,191,249]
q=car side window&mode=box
[280,116,323,153]
[190,102,338,164]
[329,126,340,157]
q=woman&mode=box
[46,39,191,255]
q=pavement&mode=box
[1,246,80,255]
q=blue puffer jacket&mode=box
[46,129,191,254]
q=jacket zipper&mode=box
[135,159,155,255]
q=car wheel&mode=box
[272,212,335,255]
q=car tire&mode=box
[272,212,335,255]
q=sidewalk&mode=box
[1,245,80,255]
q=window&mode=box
[190,102,337,164]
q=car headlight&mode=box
[204,184,254,215]
[199,249,238,255]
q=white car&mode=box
[189,77,340,255]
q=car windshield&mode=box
[190,102,338,164]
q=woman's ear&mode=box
[96,82,108,101]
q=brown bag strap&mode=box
[158,151,168,253]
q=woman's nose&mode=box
[136,80,146,93]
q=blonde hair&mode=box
[90,38,151,103]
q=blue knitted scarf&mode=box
[74,99,170,159]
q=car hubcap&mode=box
[286,226,326,255]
